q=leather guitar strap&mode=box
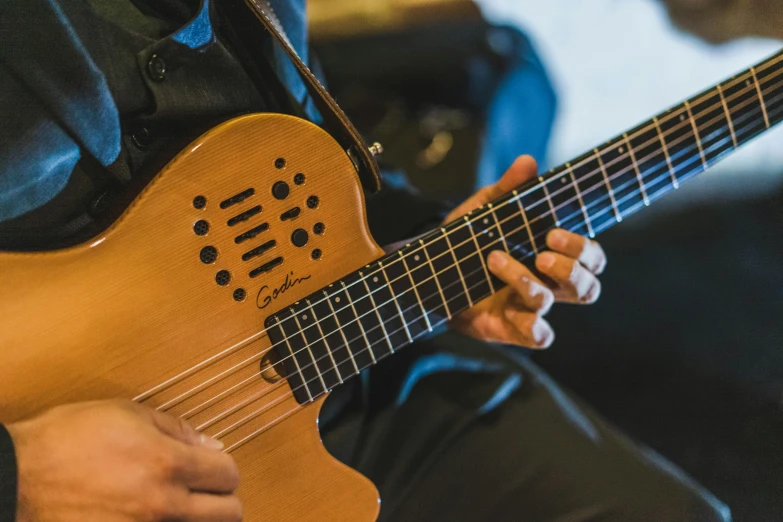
[243,0,383,192]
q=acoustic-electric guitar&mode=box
[2,42,783,520]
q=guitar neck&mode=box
[268,49,783,404]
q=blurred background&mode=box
[310,1,783,520]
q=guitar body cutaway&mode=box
[0,114,383,521]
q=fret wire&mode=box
[419,239,452,319]
[290,310,328,392]
[264,64,783,386]
[716,83,739,147]
[538,176,560,226]
[399,251,433,332]
[339,281,376,364]
[593,149,622,222]
[488,203,511,254]
[323,289,360,373]
[378,261,413,343]
[567,163,595,237]
[272,79,783,395]
[359,271,395,353]
[306,299,343,384]
[751,66,771,128]
[652,117,679,189]
[299,82,778,376]
[684,100,708,169]
[465,216,495,293]
[513,190,539,254]
[622,133,650,205]
[274,316,313,402]
[443,228,474,308]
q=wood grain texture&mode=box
[0,114,384,521]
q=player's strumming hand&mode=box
[7,400,241,522]
[448,156,607,349]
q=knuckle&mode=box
[144,489,180,521]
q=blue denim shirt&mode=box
[0,0,308,223]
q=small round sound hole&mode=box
[275,158,286,169]
[215,270,231,286]
[313,222,325,235]
[294,173,305,185]
[312,249,322,260]
[233,288,247,302]
[307,196,319,209]
[193,220,210,236]
[193,196,207,209]
[200,246,218,264]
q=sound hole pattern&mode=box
[250,257,284,278]
[220,188,255,209]
[242,240,276,262]
[280,207,301,221]
[215,270,231,286]
[227,205,262,227]
[200,246,218,264]
[234,223,269,244]
[193,220,209,236]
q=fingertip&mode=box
[546,229,569,251]
[533,318,555,349]
[536,252,556,271]
[488,250,509,272]
[199,434,225,451]
[500,155,539,190]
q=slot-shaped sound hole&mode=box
[250,257,284,278]
[242,240,277,262]
[280,207,301,221]
[227,205,262,227]
[235,223,269,244]
[220,188,255,209]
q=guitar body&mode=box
[0,114,382,521]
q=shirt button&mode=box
[147,54,166,82]
[131,127,152,149]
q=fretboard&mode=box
[268,49,783,404]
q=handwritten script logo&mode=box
[256,271,312,309]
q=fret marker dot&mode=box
[680,114,686,121]
[488,232,495,238]
[302,314,308,321]
[746,79,752,86]
[414,255,420,262]
[335,297,341,303]
[619,147,624,153]
[561,177,567,184]
[483,218,489,225]
[373,276,379,283]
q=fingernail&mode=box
[199,434,225,450]
[488,251,508,271]
[532,319,554,348]
[548,229,568,250]
[537,252,556,270]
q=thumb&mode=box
[139,406,224,450]
[446,155,538,222]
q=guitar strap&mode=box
[243,0,383,193]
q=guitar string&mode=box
[136,53,783,405]
[218,113,754,453]
[186,98,748,429]
[135,58,780,404]
[147,69,780,417]
[191,90,778,436]
[158,71,778,418]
